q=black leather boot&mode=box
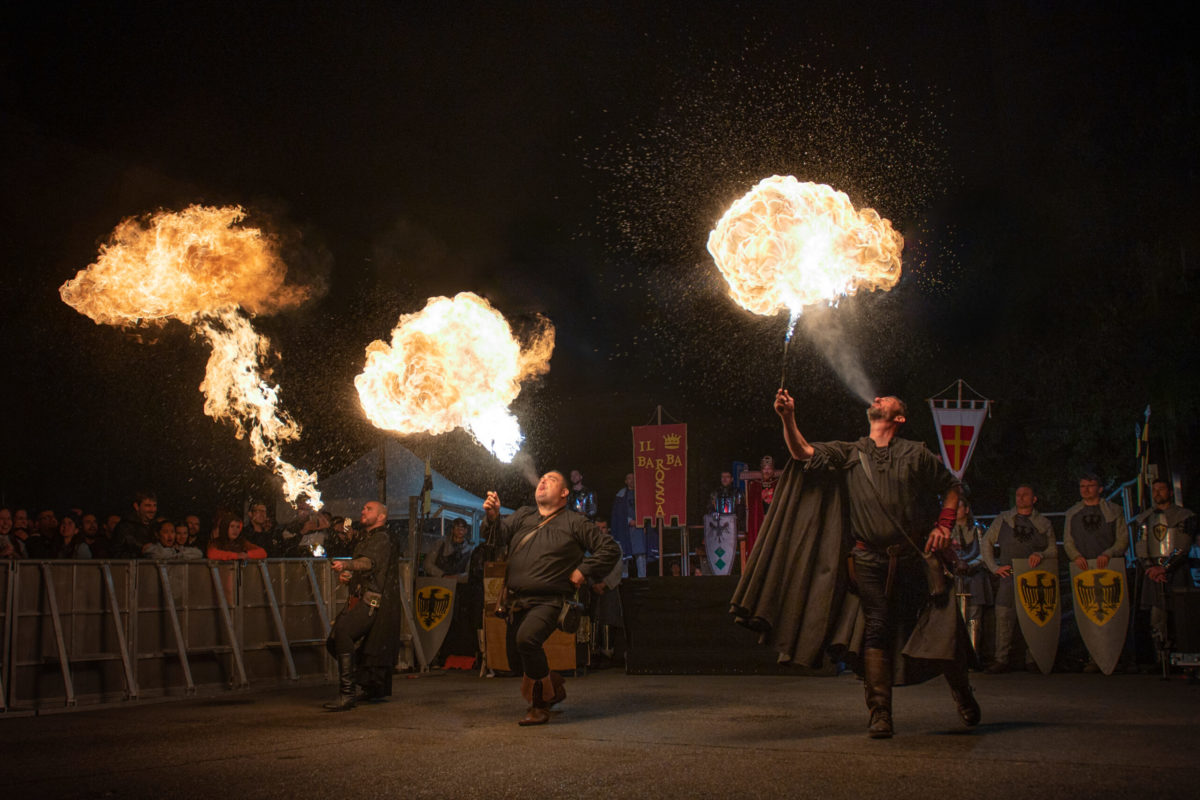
[324,653,357,712]
[864,648,893,739]
[944,661,981,727]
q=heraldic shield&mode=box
[1012,557,1061,675]
[704,513,737,575]
[413,577,457,661]
[1069,558,1131,675]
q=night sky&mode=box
[2,2,1197,521]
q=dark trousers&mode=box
[326,601,376,658]
[853,548,928,652]
[506,600,560,680]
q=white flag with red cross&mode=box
[927,380,990,480]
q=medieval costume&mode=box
[744,468,778,554]
[324,525,401,710]
[980,508,1057,670]
[731,439,977,738]
[1134,504,1197,647]
[569,484,598,520]
[611,484,650,577]
[705,479,744,576]
[425,530,476,660]
[1063,499,1129,564]
[950,517,993,653]
[483,504,620,724]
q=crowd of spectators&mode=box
[0,491,351,562]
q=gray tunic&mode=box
[1063,500,1129,561]
[981,508,1057,607]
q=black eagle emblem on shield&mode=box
[416,586,452,631]
[1018,571,1058,624]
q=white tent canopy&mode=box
[277,440,497,527]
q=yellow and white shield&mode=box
[1013,558,1061,674]
[1069,558,1131,675]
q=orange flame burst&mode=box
[354,292,555,463]
[707,176,903,327]
[59,205,322,509]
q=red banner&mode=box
[632,423,687,527]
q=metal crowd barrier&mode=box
[1,558,346,715]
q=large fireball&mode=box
[355,292,555,463]
[59,205,321,509]
[707,175,903,324]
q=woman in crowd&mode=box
[54,512,92,559]
[206,511,268,560]
[144,519,182,559]
[173,523,204,559]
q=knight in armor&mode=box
[568,469,598,520]
[949,497,993,657]
[483,471,620,725]
[980,485,1057,673]
[704,470,744,575]
[709,470,745,518]
[732,391,978,740]
[1063,473,1130,672]
[1133,478,1197,650]
[324,501,401,711]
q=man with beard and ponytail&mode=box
[731,391,977,739]
[483,471,620,726]
[324,501,401,711]
[980,485,1057,673]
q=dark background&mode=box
[2,1,1196,522]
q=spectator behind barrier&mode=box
[54,512,93,559]
[207,511,268,560]
[173,523,204,559]
[25,508,57,558]
[0,507,20,558]
[144,519,183,559]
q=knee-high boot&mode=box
[944,656,981,727]
[863,648,893,739]
[323,653,357,712]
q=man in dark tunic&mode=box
[324,501,400,711]
[732,390,977,739]
[483,471,620,725]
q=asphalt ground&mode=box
[1,668,1197,799]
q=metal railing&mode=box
[1,558,346,715]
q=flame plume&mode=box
[707,175,903,330]
[355,292,555,463]
[59,205,322,509]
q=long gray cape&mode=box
[730,460,969,685]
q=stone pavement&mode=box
[1,669,1197,799]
